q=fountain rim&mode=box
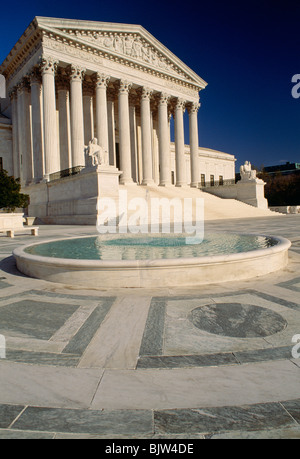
[12,233,291,269]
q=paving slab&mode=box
[0,361,103,409]
[91,360,300,411]
[0,218,299,438]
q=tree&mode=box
[0,170,29,212]
[262,172,300,206]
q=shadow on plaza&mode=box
[0,256,27,278]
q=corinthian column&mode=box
[158,93,171,186]
[56,69,71,171]
[188,101,201,187]
[83,78,94,146]
[68,65,86,168]
[118,80,133,184]
[94,73,110,155]
[17,78,33,185]
[107,87,117,167]
[40,56,59,180]
[9,89,20,179]
[30,68,44,182]
[174,98,186,187]
[140,87,154,185]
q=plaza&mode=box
[0,214,299,439]
[0,14,299,440]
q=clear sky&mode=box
[1,0,299,171]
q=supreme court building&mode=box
[0,17,237,223]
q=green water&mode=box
[24,233,278,261]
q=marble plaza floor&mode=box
[0,215,299,439]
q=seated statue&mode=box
[240,161,257,181]
[85,138,109,167]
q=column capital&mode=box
[16,77,31,94]
[39,56,58,75]
[187,101,201,114]
[139,86,153,100]
[29,67,42,85]
[158,92,171,106]
[67,64,86,82]
[8,87,18,100]
[93,73,110,88]
[118,80,132,95]
[175,98,186,111]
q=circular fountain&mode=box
[13,232,291,289]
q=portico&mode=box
[2,17,207,190]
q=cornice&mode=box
[169,142,236,161]
[41,28,203,92]
[1,17,207,95]
[0,20,41,81]
[35,17,207,84]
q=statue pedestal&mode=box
[25,165,122,225]
[81,164,121,197]
[236,178,268,210]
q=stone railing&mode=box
[49,166,84,182]
[199,179,236,189]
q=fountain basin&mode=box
[13,233,291,289]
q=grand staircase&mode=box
[120,184,278,222]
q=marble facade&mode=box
[1,17,209,184]
[1,17,270,223]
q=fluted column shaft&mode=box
[188,102,200,187]
[58,89,71,170]
[17,79,33,185]
[83,92,94,146]
[129,100,138,183]
[118,80,133,184]
[107,88,116,167]
[9,90,20,179]
[69,65,86,168]
[158,93,171,186]
[95,73,109,155]
[174,98,186,187]
[140,87,154,185]
[30,70,44,182]
[40,57,59,180]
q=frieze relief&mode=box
[43,36,200,96]
[163,80,199,99]
[43,37,104,66]
[71,30,187,78]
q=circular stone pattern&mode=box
[189,303,287,338]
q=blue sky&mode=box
[1,0,299,171]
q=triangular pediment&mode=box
[35,17,207,89]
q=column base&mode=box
[119,178,135,186]
[159,182,172,187]
[175,182,188,188]
[33,178,44,185]
[141,179,155,186]
[190,182,200,188]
